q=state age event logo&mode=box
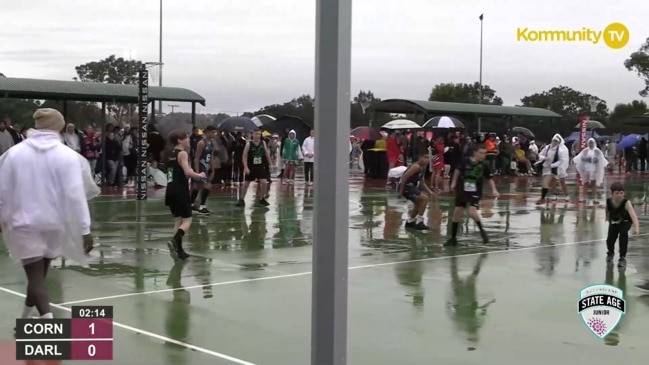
[578,284,626,339]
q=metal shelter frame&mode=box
[0,76,206,185]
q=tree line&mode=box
[1,37,648,141]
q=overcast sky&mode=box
[1,0,648,115]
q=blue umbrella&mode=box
[618,134,642,149]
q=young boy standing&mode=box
[190,125,216,215]
[398,153,433,230]
[446,144,500,246]
[605,182,639,268]
[165,130,206,261]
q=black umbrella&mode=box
[512,126,535,138]
[217,117,259,133]
[266,115,312,141]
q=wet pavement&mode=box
[1,172,649,365]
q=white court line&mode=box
[0,286,256,365]
[56,233,649,306]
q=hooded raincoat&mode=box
[573,138,608,185]
[0,129,100,266]
[536,134,569,178]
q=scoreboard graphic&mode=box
[15,306,113,361]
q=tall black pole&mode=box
[137,65,149,200]
[478,13,484,133]
[158,0,163,113]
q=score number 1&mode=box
[70,318,113,360]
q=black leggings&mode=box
[23,258,52,316]
[232,161,244,183]
[606,222,630,257]
[304,162,314,182]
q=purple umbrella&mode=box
[618,134,642,149]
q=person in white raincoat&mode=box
[0,108,99,320]
[535,134,570,204]
[573,138,608,204]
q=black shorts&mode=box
[454,191,481,208]
[402,185,421,203]
[245,165,269,182]
[165,193,192,218]
[193,168,212,185]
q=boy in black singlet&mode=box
[190,125,216,215]
[165,130,206,261]
[398,153,433,230]
[605,183,639,268]
[237,130,272,207]
[446,144,500,246]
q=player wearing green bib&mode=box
[447,144,499,246]
[237,130,271,207]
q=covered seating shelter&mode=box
[0,76,206,184]
[371,99,561,131]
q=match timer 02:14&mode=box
[15,306,114,361]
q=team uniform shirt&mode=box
[606,198,630,224]
[165,149,192,218]
[455,157,492,207]
[197,140,213,183]
[245,140,270,181]
[400,164,423,202]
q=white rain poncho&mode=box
[573,138,608,185]
[0,129,100,266]
[536,134,569,178]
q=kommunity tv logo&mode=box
[517,23,629,49]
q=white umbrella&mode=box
[423,116,464,129]
[381,119,421,130]
[251,114,276,128]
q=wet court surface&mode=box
[2,173,649,365]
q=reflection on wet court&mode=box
[1,174,649,365]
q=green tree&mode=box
[428,82,503,105]
[74,55,144,125]
[0,99,40,129]
[351,90,389,128]
[519,86,608,118]
[609,100,647,124]
[624,37,649,97]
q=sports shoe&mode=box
[535,198,546,205]
[480,230,489,243]
[415,221,430,230]
[235,199,245,207]
[445,237,458,246]
[606,254,614,263]
[167,239,180,261]
[258,199,270,207]
[197,206,210,215]
[178,248,190,260]
[618,257,627,268]
[405,220,416,229]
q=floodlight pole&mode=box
[158,0,163,113]
[311,0,351,364]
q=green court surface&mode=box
[1,175,649,365]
